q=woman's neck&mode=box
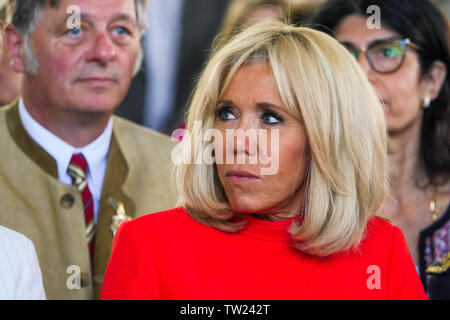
[387,122,425,194]
[250,213,298,221]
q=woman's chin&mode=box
[229,199,270,215]
[229,201,260,214]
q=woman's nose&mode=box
[233,116,259,158]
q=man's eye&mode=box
[113,26,130,36]
[66,27,83,37]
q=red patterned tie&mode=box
[67,154,96,263]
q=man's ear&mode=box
[3,24,26,74]
[422,60,447,101]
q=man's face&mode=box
[25,0,140,114]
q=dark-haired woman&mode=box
[313,0,450,296]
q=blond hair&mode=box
[0,0,14,48]
[175,20,388,257]
[0,0,14,27]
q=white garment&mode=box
[18,100,112,223]
[0,226,46,300]
[143,0,184,131]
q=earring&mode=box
[422,96,431,109]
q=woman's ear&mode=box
[3,24,26,74]
[422,60,447,101]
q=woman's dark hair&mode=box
[312,0,450,187]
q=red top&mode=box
[101,207,427,300]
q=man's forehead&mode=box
[44,0,137,21]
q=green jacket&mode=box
[0,102,177,299]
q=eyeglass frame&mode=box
[339,37,421,74]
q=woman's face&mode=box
[214,61,309,218]
[335,15,428,135]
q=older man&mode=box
[0,0,176,299]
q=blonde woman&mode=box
[101,21,426,300]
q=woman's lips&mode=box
[225,170,260,182]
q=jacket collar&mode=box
[6,101,58,179]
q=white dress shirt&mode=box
[18,100,112,222]
[0,226,46,300]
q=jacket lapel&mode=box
[6,102,58,178]
[93,132,135,298]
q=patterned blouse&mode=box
[419,203,450,291]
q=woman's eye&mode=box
[379,46,402,59]
[216,106,236,121]
[262,110,283,125]
[382,48,395,58]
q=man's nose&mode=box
[86,33,117,64]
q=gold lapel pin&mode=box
[108,197,132,236]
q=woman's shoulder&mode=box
[123,207,192,231]
[0,226,39,280]
[364,216,399,242]
[359,216,406,255]
[333,216,409,269]
[367,215,395,233]
[0,225,35,255]
[112,207,216,256]
[116,207,209,241]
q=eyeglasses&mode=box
[340,38,421,74]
